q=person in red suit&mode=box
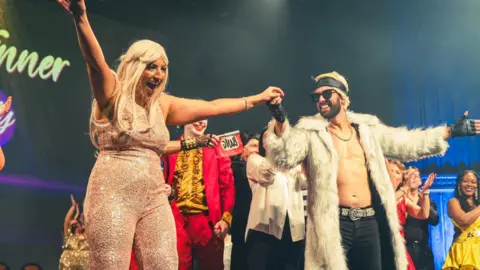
[163,119,235,270]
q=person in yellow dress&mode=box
[443,170,480,270]
[59,195,89,270]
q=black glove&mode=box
[266,102,286,123]
[449,114,477,138]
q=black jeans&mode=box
[340,215,382,270]
[407,241,435,270]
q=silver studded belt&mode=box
[340,207,375,221]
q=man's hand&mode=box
[267,96,286,124]
[214,220,229,240]
[269,96,287,136]
[445,111,480,139]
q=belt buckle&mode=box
[349,208,362,221]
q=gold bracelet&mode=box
[423,190,431,195]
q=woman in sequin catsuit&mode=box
[57,1,284,269]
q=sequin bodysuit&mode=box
[84,102,177,269]
[59,229,89,270]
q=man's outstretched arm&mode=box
[375,112,480,162]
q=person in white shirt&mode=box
[245,129,306,270]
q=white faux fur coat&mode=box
[264,111,449,270]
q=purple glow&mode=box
[0,174,85,192]
[0,89,16,146]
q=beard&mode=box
[319,100,341,119]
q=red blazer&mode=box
[162,147,235,225]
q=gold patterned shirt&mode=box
[173,148,208,214]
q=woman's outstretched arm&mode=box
[57,0,115,109]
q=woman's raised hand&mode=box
[57,0,86,17]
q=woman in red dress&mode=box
[386,160,436,270]
[396,195,416,270]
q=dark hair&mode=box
[241,132,260,146]
[0,261,9,270]
[21,263,43,270]
[251,134,260,143]
[258,128,267,157]
[230,132,260,162]
[455,170,480,212]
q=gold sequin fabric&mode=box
[84,103,177,270]
[174,148,208,214]
[59,230,89,270]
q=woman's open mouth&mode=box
[146,80,160,92]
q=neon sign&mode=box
[0,90,15,146]
[0,28,71,83]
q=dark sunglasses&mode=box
[310,89,337,103]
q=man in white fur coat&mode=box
[263,71,480,270]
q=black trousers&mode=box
[246,217,304,270]
[230,239,249,270]
[340,215,382,270]
[407,241,435,270]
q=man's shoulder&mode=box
[346,111,382,126]
[295,114,328,131]
[293,111,382,131]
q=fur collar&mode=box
[296,111,381,131]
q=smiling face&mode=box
[184,120,208,138]
[404,167,421,189]
[387,161,404,190]
[313,86,343,119]
[137,58,168,97]
[459,171,478,198]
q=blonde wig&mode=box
[313,71,351,109]
[89,39,169,148]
